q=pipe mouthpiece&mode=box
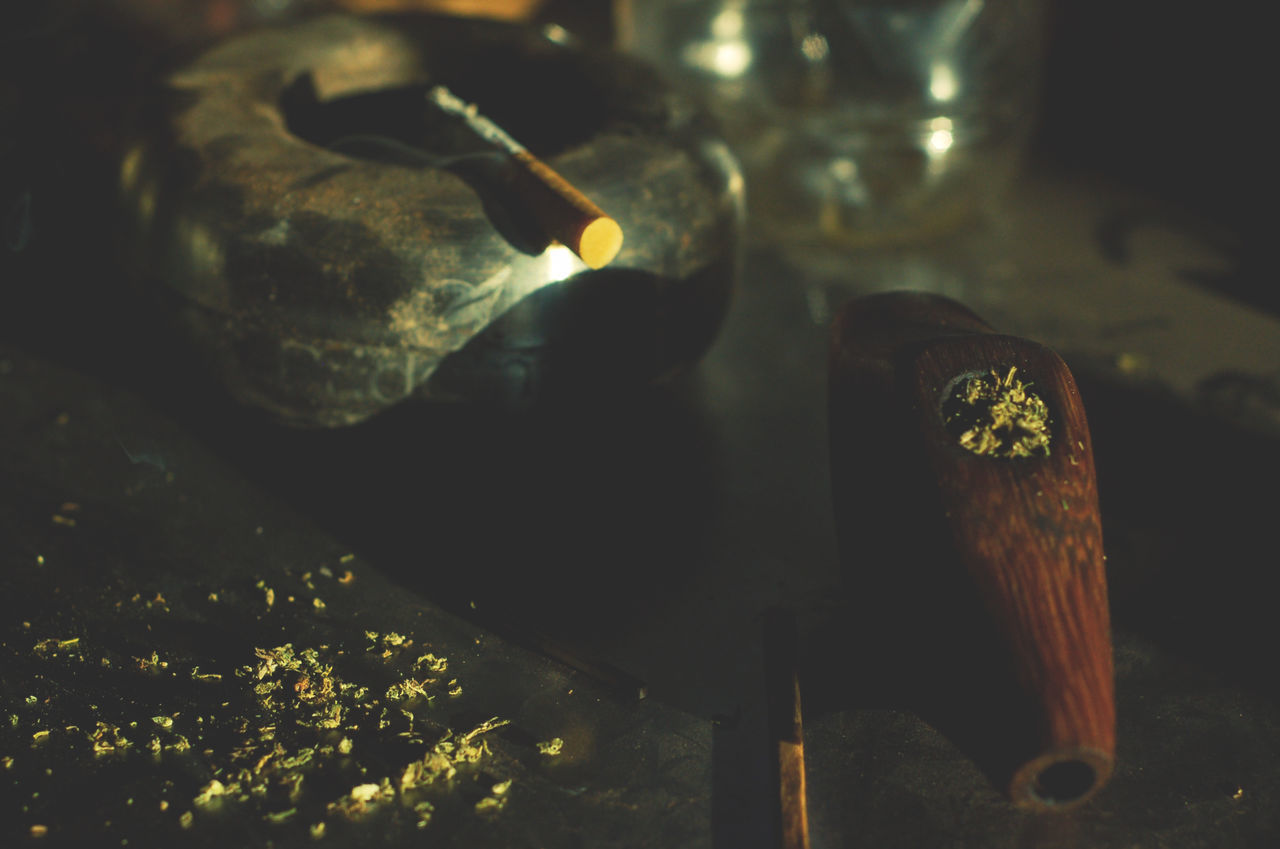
[1011,748,1114,811]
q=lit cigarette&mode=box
[428,85,623,269]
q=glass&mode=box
[617,0,1046,247]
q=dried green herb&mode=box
[12,577,546,841]
[536,737,564,756]
[943,367,1051,459]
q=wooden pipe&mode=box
[827,291,1115,810]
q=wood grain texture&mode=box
[828,291,1115,810]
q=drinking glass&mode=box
[616,0,1046,247]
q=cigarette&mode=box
[764,608,811,849]
[428,86,623,269]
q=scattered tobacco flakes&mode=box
[398,717,511,791]
[7,584,570,842]
[412,800,434,829]
[193,778,234,807]
[475,778,512,814]
[123,592,169,612]
[32,637,82,659]
[90,722,131,755]
[255,580,276,609]
[415,653,448,674]
[536,737,564,756]
[943,366,1052,459]
[215,643,519,830]
[134,650,172,674]
[327,779,394,818]
[365,630,414,659]
[385,677,434,702]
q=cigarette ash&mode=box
[2,560,566,841]
[943,367,1052,459]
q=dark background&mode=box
[3,2,1278,847]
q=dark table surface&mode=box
[4,3,1280,845]
[4,160,1280,848]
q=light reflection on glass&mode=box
[800,33,829,63]
[541,23,571,45]
[619,0,1045,245]
[925,117,954,156]
[679,3,755,79]
[697,137,746,210]
[710,7,745,39]
[926,129,953,155]
[823,156,869,209]
[681,40,753,78]
[829,158,857,182]
[929,62,958,101]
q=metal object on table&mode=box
[828,291,1115,810]
[117,13,743,426]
